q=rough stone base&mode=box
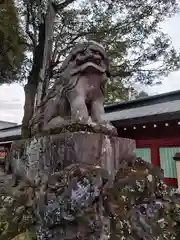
[1,133,180,240]
[8,132,136,185]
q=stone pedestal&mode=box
[6,132,136,239]
[2,133,180,240]
[9,132,136,185]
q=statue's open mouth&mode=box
[71,57,106,76]
[81,61,106,73]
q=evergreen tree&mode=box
[8,0,180,136]
[0,0,25,84]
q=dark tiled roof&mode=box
[105,89,180,113]
[0,125,21,139]
[0,121,17,124]
[103,99,180,122]
[104,89,180,122]
[0,121,17,130]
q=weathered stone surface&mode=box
[1,152,180,240]
[1,157,180,240]
[2,132,180,240]
[8,132,135,185]
[33,158,180,240]
[30,41,114,136]
[0,169,35,240]
[0,132,135,239]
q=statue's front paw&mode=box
[103,121,116,129]
[97,120,113,127]
[99,121,118,136]
[73,116,89,125]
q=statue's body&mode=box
[31,41,111,134]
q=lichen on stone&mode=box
[35,122,118,139]
[1,154,180,239]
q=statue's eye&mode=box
[93,50,104,59]
[92,50,98,55]
[70,55,76,61]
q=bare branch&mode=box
[52,25,65,62]
[54,30,97,64]
[54,0,77,11]
[25,3,37,47]
[30,3,38,43]
[111,70,132,78]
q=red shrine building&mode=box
[104,90,180,188]
[0,90,180,188]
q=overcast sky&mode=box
[1,14,180,124]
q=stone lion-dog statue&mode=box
[31,40,114,134]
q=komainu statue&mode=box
[31,41,112,135]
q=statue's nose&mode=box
[94,54,101,60]
[86,49,92,57]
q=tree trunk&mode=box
[21,21,46,138]
[36,1,56,106]
[21,2,57,138]
[21,81,37,138]
[21,1,76,138]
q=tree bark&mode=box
[21,21,46,138]
[21,81,37,138]
[21,2,57,138]
[36,1,56,106]
[21,1,77,138]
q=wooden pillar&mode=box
[173,152,180,188]
[151,145,160,167]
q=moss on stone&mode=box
[1,156,180,239]
[33,122,117,139]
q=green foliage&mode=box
[48,0,180,103]
[105,77,130,104]
[12,231,35,240]
[0,0,25,84]
[16,0,180,104]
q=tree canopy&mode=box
[19,0,180,97]
[0,0,25,84]
[7,0,180,136]
[49,0,180,95]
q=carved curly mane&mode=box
[45,41,109,100]
[31,41,111,135]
